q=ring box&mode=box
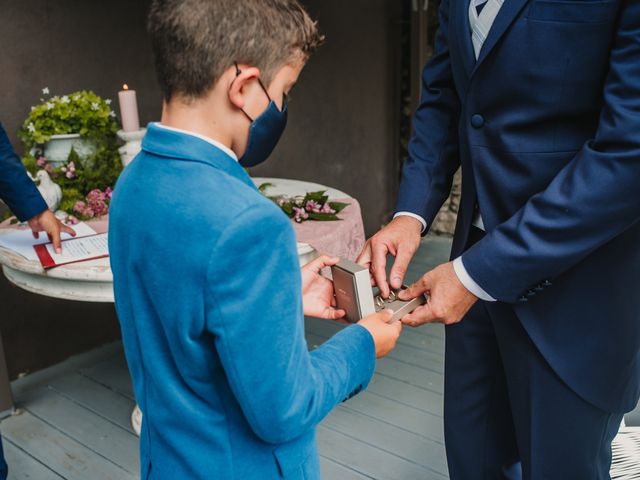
[331,259,427,323]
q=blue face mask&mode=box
[234,64,288,168]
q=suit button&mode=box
[543,280,552,287]
[518,296,529,303]
[471,114,485,129]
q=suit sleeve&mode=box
[0,124,47,221]
[205,202,376,444]
[462,2,640,303]
[395,0,462,230]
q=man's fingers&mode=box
[389,244,415,290]
[62,224,77,237]
[371,243,390,297]
[32,231,39,239]
[50,229,63,254]
[401,304,437,327]
[356,241,372,267]
[398,273,431,300]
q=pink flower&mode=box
[73,201,86,213]
[321,203,335,214]
[67,215,79,225]
[105,187,113,200]
[37,157,47,167]
[293,207,309,223]
[66,170,75,179]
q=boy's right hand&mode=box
[358,309,402,358]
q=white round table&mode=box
[0,177,358,434]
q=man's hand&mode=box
[27,209,76,254]
[398,261,478,327]
[358,309,402,358]
[301,255,346,320]
[356,216,422,298]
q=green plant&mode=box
[15,89,123,222]
[18,89,118,149]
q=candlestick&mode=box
[118,84,140,132]
[117,128,147,167]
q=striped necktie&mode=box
[469,0,505,59]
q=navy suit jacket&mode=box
[109,124,376,479]
[0,124,47,221]
[396,0,640,413]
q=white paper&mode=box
[44,233,109,265]
[0,222,97,261]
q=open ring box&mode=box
[331,259,428,323]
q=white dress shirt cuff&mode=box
[393,212,427,233]
[453,257,496,302]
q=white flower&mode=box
[46,102,54,110]
[109,110,116,118]
[73,95,80,101]
[30,106,35,111]
[42,87,50,95]
[27,122,36,133]
[61,95,70,104]
[91,102,99,111]
[105,99,112,105]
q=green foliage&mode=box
[18,89,123,219]
[19,90,118,149]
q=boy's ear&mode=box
[227,65,261,110]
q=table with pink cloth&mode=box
[253,177,366,262]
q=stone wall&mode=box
[430,169,461,236]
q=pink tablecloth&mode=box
[292,197,365,262]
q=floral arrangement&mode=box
[19,89,118,148]
[259,183,349,223]
[18,89,122,222]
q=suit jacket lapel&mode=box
[453,0,476,80]
[471,0,530,77]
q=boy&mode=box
[108,1,402,479]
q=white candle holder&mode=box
[117,128,147,168]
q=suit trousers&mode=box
[443,227,623,480]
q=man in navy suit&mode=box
[0,123,75,478]
[359,0,639,478]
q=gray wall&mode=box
[0,0,403,378]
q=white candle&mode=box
[118,84,140,132]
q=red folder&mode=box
[33,233,110,269]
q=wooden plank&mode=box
[3,438,64,480]
[306,317,446,358]
[19,387,139,475]
[366,373,443,416]
[320,456,374,480]
[79,356,134,400]
[325,406,448,474]
[339,392,444,443]
[1,411,136,480]
[45,373,136,434]
[317,425,447,480]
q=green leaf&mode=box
[308,213,341,221]
[329,201,350,213]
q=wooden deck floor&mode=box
[0,236,453,480]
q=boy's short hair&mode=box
[148,0,324,102]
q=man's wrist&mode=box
[452,257,496,302]
[393,212,427,234]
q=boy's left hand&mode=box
[301,255,346,321]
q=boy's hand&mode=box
[27,209,76,254]
[301,255,346,320]
[358,309,402,358]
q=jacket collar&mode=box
[141,123,256,190]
